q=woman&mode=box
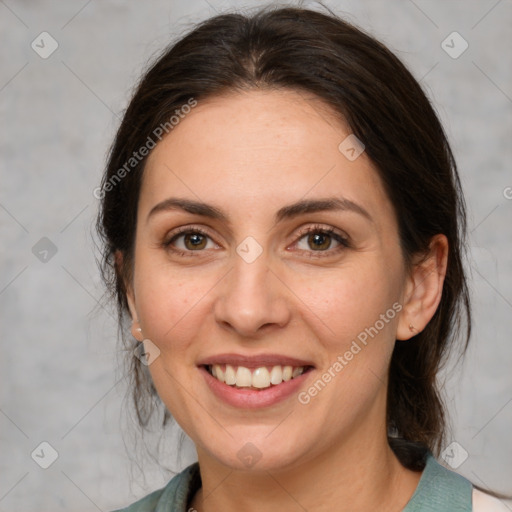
[97,6,507,511]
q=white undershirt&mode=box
[472,488,511,511]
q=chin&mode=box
[197,428,314,473]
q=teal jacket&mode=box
[113,454,473,511]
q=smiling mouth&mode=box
[204,364,314,390]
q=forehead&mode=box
[141,89,393,225]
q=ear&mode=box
[396,234,449,340]
[115,250,143,341]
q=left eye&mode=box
[294,229,348,252]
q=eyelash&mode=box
[162,226,215,257]
[294,224,350,257]
[162,224,350,258]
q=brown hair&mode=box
[96,5,471,468]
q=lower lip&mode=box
[199,366,313,409]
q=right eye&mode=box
[163,227,219,256]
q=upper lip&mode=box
[197,353,315,369]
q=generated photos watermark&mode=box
[298,302,403,405]
[93,97,197,199]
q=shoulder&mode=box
[112,462,201,512]
[403,453,510,512]
[404,453,472,511]
[112,487,164,512]
[472,489,511,512]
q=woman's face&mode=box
[127,89,411,471]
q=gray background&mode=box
[1,0,511,510]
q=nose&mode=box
[213,254,292,338]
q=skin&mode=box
[122,89,448,512]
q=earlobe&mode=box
[131,324,143,341]
[396,234,449,340]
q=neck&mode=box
[190,422,421,512]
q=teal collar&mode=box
[403,454,472,511]
[115,453,472,511]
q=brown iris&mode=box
[184,233,207,250]
[307,232,331,250]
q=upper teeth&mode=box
[210,364,306,389]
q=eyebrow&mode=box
[146,197,373,225]
[275,197,372,223]
[147,198,229,225]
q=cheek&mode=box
[133,254,223,363]
[133,262,214,419]
[294,270,401,423]
[297,262,401,347]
